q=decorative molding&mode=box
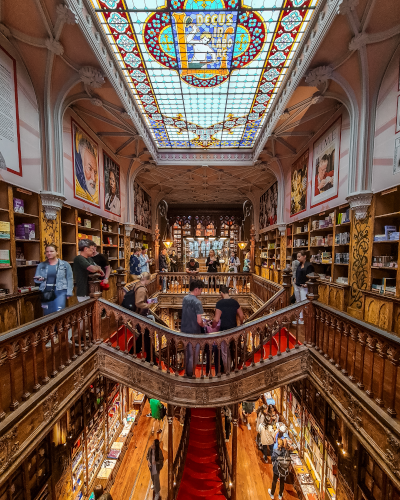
[349,32,369,51]
[196,388,210,405]
[346,394,363,430]
[40,192,66,220]
[156,152,254,166]
[73,367,84,391]
[346,192,373,220]
[78,66,105,89]
[264,368,278,387]
[0,427,19,475]
[43,391,59,422]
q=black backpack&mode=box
[121,285,145,313]
[277,450,291,479]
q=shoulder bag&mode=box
[41,260,60,303]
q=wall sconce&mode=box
[237,241,248,250]
[163,240,173,249]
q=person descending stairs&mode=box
[177,408,227,499]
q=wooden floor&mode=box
[111,400,300,500]
[110,400,182,500]
[227,403,300,500]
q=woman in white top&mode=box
[226,251,241,290]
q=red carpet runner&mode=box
[177,408,227,499]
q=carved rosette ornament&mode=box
[264,368,278,387]
[305,66,333,88]
[196,388,209,405]
[45,37,64,55]
[40,192,66,220]
[56,4,78,25]
[79,66,105,89]
[43,391,59,422]
[73,368,84,391]
[346,192,373,220]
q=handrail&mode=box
[98,298,306,379]
[173,408,191,499]
[311,300,400,419]
[246,287,286,322]
[216,408,232,498]
[156,272,252,295]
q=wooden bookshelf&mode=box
[258,228,282,282]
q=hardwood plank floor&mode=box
[111,401,182,500]
[227,403,300,500]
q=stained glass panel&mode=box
[91,0,318,149]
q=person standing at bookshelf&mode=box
[92,247,110,287]
[34,244,73,315]
[73,239,104,302]
[295,250,314,324]
[139,246,150,273]
[129,247,141,280]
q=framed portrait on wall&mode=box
[259,181,278,230]
[394,137,400,174]
[134,181,152,229]
[396,95,400,133]
[103,152,121,216]
[311,118,341,208]
[71,119,100,207]
[290,150,308,216]
[0,46,22,176]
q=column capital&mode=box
[40,191,66,220]
[346,191,373,220]
[124,223,134,236]
[277,224,286,235]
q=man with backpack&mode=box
[269,438,291,499]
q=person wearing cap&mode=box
[273,424,289,449]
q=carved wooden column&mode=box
[88,274,102,298]
[155,223,160,272]
[306,272,320,347]
[115,266,127,305]
[231,403,238,500]
[249,224,256,273]
[281,265,292,307]
[167,403,174,500]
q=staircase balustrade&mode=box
[98,298,305,379]
[0,299,97,419]
[216,407,233,498]
[156,272,253,294]
[172,407,191,499]
[313,302,400,418]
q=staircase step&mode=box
[188,437,217,448]
[187,446,218,463]
[191,408,217,418]
[190,420,216,431]
[184,463,222,480]
[179,476,224,496]
[190,428,216,440]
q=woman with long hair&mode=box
[34,244,73,315]
[206,248,220,291]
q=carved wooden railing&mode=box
[0,299,98,420]
[216,408,232,498]
[173,408,191,499]
[312,301,400,419]
[98,298,306,379]
[246,287,286,322]
[156,272,252,294]
[251,273,283,302]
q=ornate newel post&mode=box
[167,404,174,500]
[115,266,127,305]
[250,224,256,272]
[154,223,160,272]
[231,403,238,500]
[88,274,102,298]
[281,265,292,307]
[305,272,320,347]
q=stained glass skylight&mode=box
[91,0,318,149]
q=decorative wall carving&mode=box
[345,395,362,430]
[73,368,84,391]
[349,206,372,310]
[196,388,209,405]
[264,368,278,387]
[0,427,19,474]
[43,391,59,422]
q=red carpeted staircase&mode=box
[177,408,227,500]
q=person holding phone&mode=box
[34,244,73,315]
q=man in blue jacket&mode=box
[129,247,141,279]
